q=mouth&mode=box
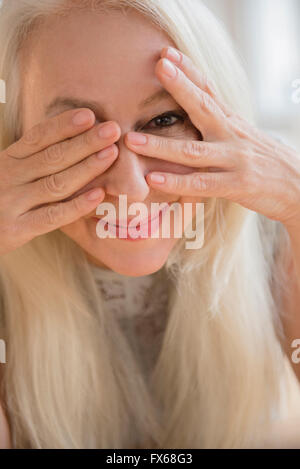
[91,201,174,241]
[92,201,173,228]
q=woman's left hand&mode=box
[125,46,300,230]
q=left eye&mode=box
[145,112,185,129]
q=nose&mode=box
[99,135,150,202]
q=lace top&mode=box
[89,263,171,381]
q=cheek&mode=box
[59,217,88,241]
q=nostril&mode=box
[103,177,151,201]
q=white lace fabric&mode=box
[90,264,170,380]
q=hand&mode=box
[0,109,120,255]
[125,46,300,230]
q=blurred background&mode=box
[202,0,300,151]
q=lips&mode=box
[93,202,171,228]
[93,202,173,241]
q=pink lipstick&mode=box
[93,202,171,241]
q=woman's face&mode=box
[20,8,201,276]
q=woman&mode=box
[0,0,300,449]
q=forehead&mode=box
[21,8,175,115]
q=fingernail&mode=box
[86,188,104,201]
[73,110,93,126]
[161,58,177,79]
[97,145,115,159]
[166,47,181,64]
[98,122,116,139]
[127,132,148,145]
[149,174,165,184]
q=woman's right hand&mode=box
[0,108,120,256]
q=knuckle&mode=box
[182,140,206,160]
[4,146,18,160]
[153,136,165,154]
[206,78,218,97]
[44,203,61,226]
[171,174,182,192]
[201,73,210,91]
[233,121,250,140]
[191,173,211,192]
[43,172,66,196]
[43,143,64,165]
[23,123,42,145]
[198,90,215,115]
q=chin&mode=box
[61,219,179,277]
[85,236,179,277]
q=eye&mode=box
[144,111,186,130]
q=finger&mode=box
[155,58,227,140]
[125,133,235,169]
[5,108,97,159]
[161,46,235,118]
[16,145,118,212]
[16,187,106,241]
[146,170,237,198]
[15,120,120,184]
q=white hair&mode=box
[0,0,293,448]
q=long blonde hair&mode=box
[0,0,293,448]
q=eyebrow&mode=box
[45,88,172,119]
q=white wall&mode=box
[201,0,300,151]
